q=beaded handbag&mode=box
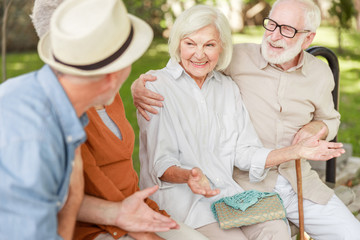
[211,190,286,229]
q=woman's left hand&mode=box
[187,167,220,198]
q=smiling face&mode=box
[179,24,222,87]
[261,31,307,66]
[261,1,314,70]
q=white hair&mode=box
[168,5,233,71]
[31,0,64,38]
[269,0,321,32]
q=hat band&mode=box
[53,25,134,71]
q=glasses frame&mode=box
[263,18,311,38]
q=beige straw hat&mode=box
[38,0,153,76]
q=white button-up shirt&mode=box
[138,59,272,228]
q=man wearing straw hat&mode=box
[0,0,180,239]
[30,1,209,239]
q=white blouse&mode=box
[138,59,272,228]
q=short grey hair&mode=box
[31,0,64,38]
[168,5,233,71]
[269,0,321,32]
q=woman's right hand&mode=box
[187,167,220,198]
[131,74,164,121]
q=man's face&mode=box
[261,2,309,65]
[105,65,131,106]
[261,31,307,65]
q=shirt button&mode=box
[66,136,73,143]
[56,201,62,207]
[113,232,117,236]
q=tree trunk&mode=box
[228,0,244,32]
[1,0,14,83]
[337,26,343,54]
[354,0,360,31]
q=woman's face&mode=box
[179,24,222,84]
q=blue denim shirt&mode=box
[0,65,88,239]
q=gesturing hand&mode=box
[296,127,345,161]
[187,167,220,198]
[114,185,179,232]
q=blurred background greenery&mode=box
[0,0,359,173]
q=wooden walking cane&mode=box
[296,159,305,240]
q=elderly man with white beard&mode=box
[131,0,360,238]
[224,0,360,239]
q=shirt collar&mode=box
[165,58,219,82]
[37,65,88,145]
[259,47,307,75]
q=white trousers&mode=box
[274,175,360,240]
[94,221,209,240]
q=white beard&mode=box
[261,34,307,65]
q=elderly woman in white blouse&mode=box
[137,5,344,240]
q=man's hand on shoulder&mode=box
[131,74,164,120]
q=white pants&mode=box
[274,175,360,240]
[94,221,209,240]
[196,220,291,240]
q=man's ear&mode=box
[105,72,118,88]
[302,32,316,50]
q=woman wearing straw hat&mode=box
[0,0,180,239]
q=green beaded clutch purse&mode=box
[211,190,286,229]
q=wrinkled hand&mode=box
[128,232,164,240]
[296,127,344,161]
[131,74,164,121]
[187,167,220,198]
[292,121,328,145]
[114,185,179,232]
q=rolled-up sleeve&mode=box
[137,82,181,189]
[313,67,340,141]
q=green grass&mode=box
[1,26,359,173]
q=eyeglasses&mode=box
[263,18,310,38]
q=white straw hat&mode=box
[38,0,153,76]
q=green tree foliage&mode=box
[329,0,356,52]
[123,0,218,37]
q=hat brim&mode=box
[38,14,153,76]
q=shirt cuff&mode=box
[322,119,340,141]
[249,148,272,182]
[152,159,180,189]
